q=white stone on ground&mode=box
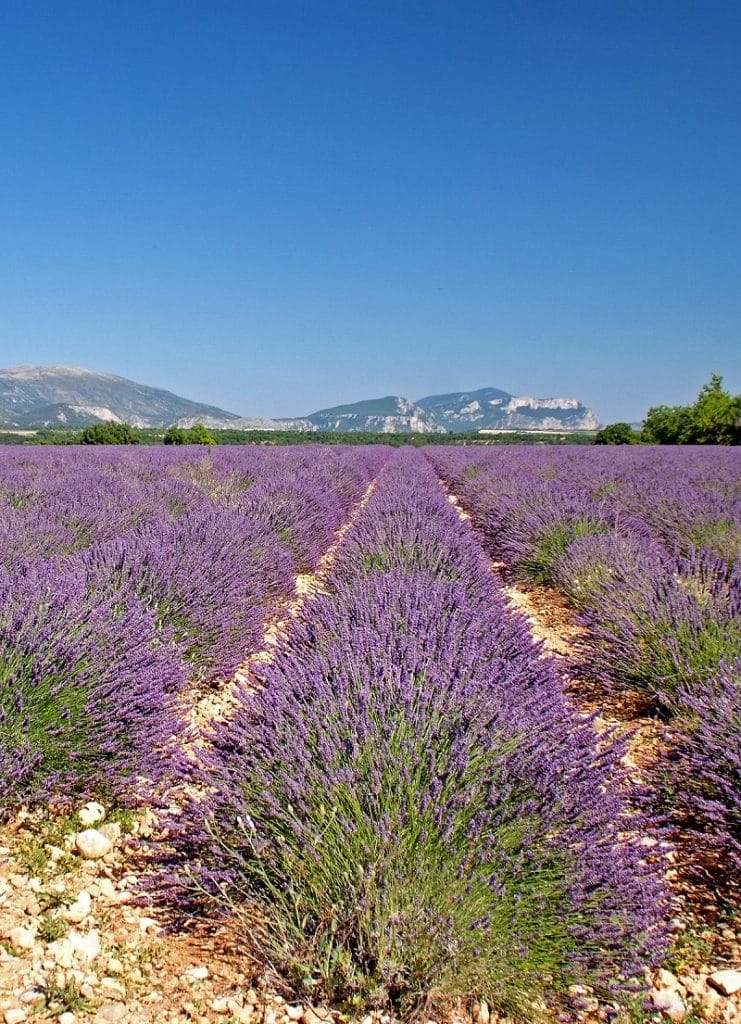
[709,970,741,997]
[6,926,35,951]
[652,986,688,1021]
[78,802,106,826]
[75,829,112,860]
[65,890,92,923]
[4,1010,28,1024]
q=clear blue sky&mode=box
[1,1,739,423]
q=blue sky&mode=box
[1,1,739,423]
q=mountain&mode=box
[0,366,599,432]
[307,396,445,434]
[308,388,598,433]
[415,387,599,432]
[0,365,244,428]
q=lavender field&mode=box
[0,444,739,1020]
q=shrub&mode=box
[643,374,741,445]
[238,472,344,573]
[575,547,740,713]
[0,562,186,816]
[554,530,666,610]
[80,422,141,445]
[662,661,741,880]
[174,572,667,1015]
[594,423,639,445]
[83,504,295,682]
[329,454,493,597]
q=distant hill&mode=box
[307,396,444,433]
[414,387,599,432]
[0,365,242,429]
[0,366,599,432]
[309,388,598,433]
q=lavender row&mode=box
[427,447,740,878]
[0,446,387,817]
[175,449,668,1015]
[427,447,740,703]
[0,445,387,572]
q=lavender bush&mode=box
[574,547,740,713]
[0,561,186,816]
[82,503,296,683]
[554,530,668,610]
[662,660,741,881]
[178,572,666,1015]
[330,451,494,597]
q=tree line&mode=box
[596,375,740,445]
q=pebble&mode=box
[472,1002,490,1024]
[21,895,40,916]
[59,1014,76,1024]
[94,1005,127,1023]
[7,926,35,951]
[100,976,127,998]
[709,970,741,996]
[287,1007,304,1021]
[301,1010,330,1024]
[657,969,687,994]
[66,928,101,964]
[184,965,209,981]
[75,830,112,860]
[4,1011,27,1024]
[98,822,121,843]
[699,990,722,1020]
[65,890,92,923]
[78,802,106,827]
[18,989,44,1005]
[652,987,687,1021]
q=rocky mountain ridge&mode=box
[0,366,599,431]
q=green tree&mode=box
[594,423,638,445]
[80,422,140,445]
[643,375,740,445]
[691,374,741,444]
[186,423,217,445]
[163,423,217,445]
[163,425,187,445]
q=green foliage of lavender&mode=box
[566,543,740,714]
[0,562,187,815]
[519,518,608,585]
[664,661,741,879]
